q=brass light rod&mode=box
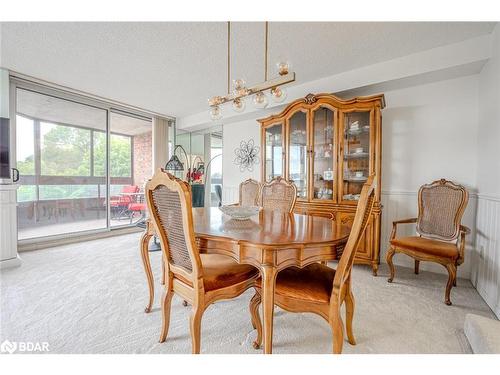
[208,72,295,107]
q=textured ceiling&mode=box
[1,22,496,118]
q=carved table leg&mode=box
[140,230,154,313]
[249,290,263,349]
[261,265,278,354]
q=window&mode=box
[14,84,165,240]
[16,88,107,239]
[16,115,35,175]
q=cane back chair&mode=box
[145,169,259,353]
[239,178,261,207]
[260,176,297,213]
[386,178,470,305]
[250,176,376,354]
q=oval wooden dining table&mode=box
[140,207,350,354]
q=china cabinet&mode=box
[258,93,385,275]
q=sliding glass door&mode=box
[16,88,108,239]
[14,83,156,241]
[109,111,152,227]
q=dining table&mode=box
[140,207,350,354]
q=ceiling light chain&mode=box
[209,21,295,121]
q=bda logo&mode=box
[0,340,17,354]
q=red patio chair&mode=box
[109,185,139,220]
[128,193,147,223]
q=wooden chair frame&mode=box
[250,176,376,353]
[145,169,259,353]
[386,178,470,305]
[260,176,297,213]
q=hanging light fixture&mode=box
[208,21,295,120]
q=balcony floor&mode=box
[18,217,142,240]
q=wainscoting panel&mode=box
[471,195,500,318]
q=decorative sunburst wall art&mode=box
[234,139,260,172]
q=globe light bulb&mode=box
[253,91,268,109]
[232,97,246,113]
[232,78,248,97]
[276,61,290,76]
[232,78,246,90]
[210,105,222,121]
[271,87,287,103]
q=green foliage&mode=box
[39,184,99,200]
[17,185,36,202]
[41,123,91,176]
[17,124,132,178]
[16,123,133,201]
[93,132,132,177]
[17,155,34,175]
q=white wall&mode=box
[222,119,260,204]
[222,74,480,279]
[473,23,500,318]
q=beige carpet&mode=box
[0,233,496,354]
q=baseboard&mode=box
[0,254,22,269]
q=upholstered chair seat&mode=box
[256,263,335,303]
[390,236,459,259]
[175,254,259,291]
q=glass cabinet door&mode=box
[264,123,284,182]
[311,106,336,201]
[342,111,371,202]
[287,111,308,199]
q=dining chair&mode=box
[239,178,261,207]
[250,176,376,354]
[260,176,297,213]
[386,178,470,305]
[145,169,259,354]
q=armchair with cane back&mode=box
[250,176,376,354]
[386,179,470,305]
[260,176,297,213]
[145,169,259,353]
